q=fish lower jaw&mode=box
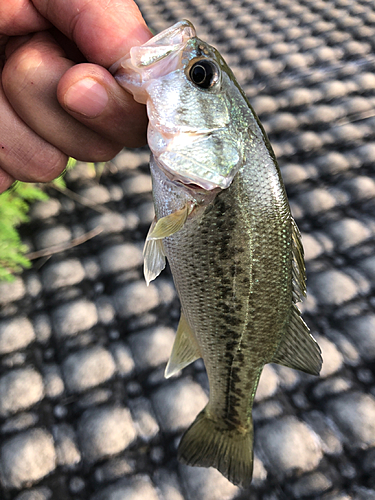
[154,157,222,192]
[148,128,233,190]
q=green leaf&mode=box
[0,158,95,281]
[66,157,78,170]
[0,182,49,281]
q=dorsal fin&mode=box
[291,218,306,303]
[165,313,201,378]
[272,305,322,375]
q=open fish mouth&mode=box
[109,20,196,102]
[155,156,224,192]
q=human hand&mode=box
[0,0,152,193]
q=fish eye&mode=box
[189,60,219,89]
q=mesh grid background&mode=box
[0,1,375,499]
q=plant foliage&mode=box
[0,158,101,282]
[0,183,48,282]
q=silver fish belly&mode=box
[111,20,322,488]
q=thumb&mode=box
[58,63,148,147]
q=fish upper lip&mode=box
[109,20,196,77]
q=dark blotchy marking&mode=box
[223,419,239,431]
[223,315,242,327]
[229,264,245,277]
[217,282,232,292]
[214,197,227,215]
[237,352,245,364]
[228,416,242,427]
[217,314,235,325]
[225,340,238,351]
[229,367,241,385]
[227,393,241,407]
[241,276,250,286]
[216,301,233,314]
[225,404,242,425]
[245,381,254,391]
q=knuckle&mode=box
[3,47,42,98]
[74,140,122,163]
[22,149,68,183]
[34,154,69,183]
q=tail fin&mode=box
[177,409,253,488]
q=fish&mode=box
[110,20,322,488]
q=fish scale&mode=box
[112,19,322,488]
[155,148,293,419]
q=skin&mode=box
[0,0,152,193]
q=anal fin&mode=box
[165,313,201,378]
[272,305,322,376]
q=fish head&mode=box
[111,20,249,190]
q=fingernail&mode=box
[64,79,108,117]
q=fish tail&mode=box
[178,408,253,488]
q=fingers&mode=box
[0,2,62,192]
[32,0,152,65]
[0,0,153,192]
[0,169,15,194]
[3,31,128,162]
[57,63,148,147]
[0,78,67,186]
[0,0,50,35]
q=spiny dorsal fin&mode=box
[272,305,322,376]
[165,313,201,378]
[143,217,166,285]
[148,204,189,240]
[291,218,306,303]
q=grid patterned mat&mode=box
[0,0,375,499]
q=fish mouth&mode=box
[164,168,221,192]
[159,162,223,196]
[110,20,196,92]
[155,154,227,192]
[160,159,239,191]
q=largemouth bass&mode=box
[111,20,322,488]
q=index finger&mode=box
[0,0,50,36]
[31,0,152,66]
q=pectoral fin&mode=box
[165,313,201,378]
[148,205,189,240]
[143,217,166,285]
[272,305,322,375]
